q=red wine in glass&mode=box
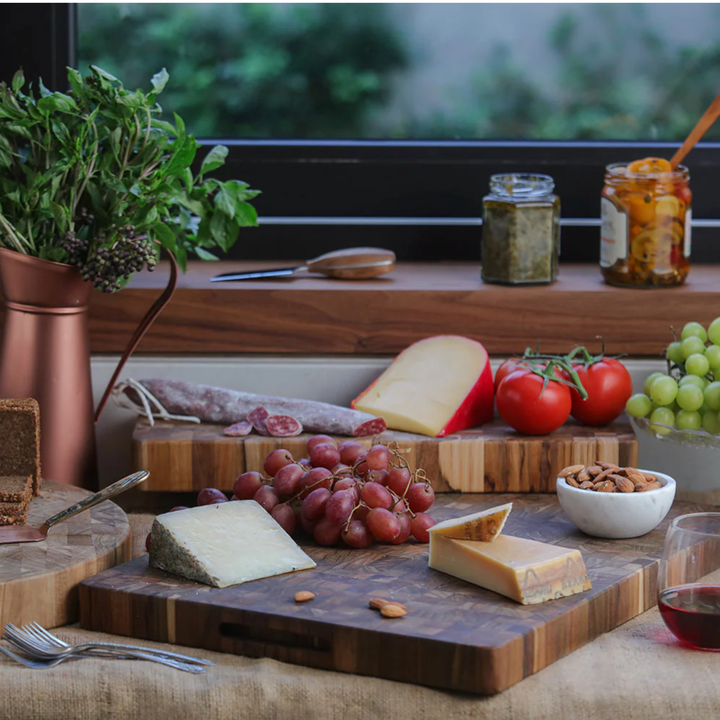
[659,585,720,650]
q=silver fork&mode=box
[0,642,69,669]
[23,622,213,666]
[3,626,205,674]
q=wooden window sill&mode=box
[72,262,719,356]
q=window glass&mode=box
[78,3,720,141]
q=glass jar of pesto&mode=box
[481,174,560,285]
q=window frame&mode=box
[4,3,720,262]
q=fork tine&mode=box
[27,623,68,648]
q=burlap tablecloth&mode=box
[1,514,718,720]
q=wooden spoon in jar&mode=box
[210,247,397,282]
[670,89,720,169]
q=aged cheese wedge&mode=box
[351,335,494,437]
[429,503,512,542]
[428,534,591,605]
[149,501,316,588]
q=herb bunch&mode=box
[0,66,259,291]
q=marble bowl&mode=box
[556,470,676,539]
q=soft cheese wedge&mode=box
[429,534,591,605]
[149,501,316,588]
[429,503,512,542]
[351,335,494,437]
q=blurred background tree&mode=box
[78,3,720,141]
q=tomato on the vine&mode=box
[567,358,633,426]
[496,369,572,435]
[494,358,550,390]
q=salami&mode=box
[223,421,253,437]
[266,415,303,437]
[116,379,387,436]
[247,407,270,435]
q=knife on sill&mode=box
[210,247,396,281]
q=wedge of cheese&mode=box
[429,503,512,542]
[351,335,494,437]
[149,501,316,588]
[429,533,591,605]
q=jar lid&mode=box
[489,173,555,198]
[605,162,690,182]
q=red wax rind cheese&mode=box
[351,335,494,437]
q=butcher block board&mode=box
[132,418,638,493]
[0,480,130,628]
[78,493,711,695]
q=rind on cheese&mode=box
[149,501,316,588]
[429,503,512,542]
[428,533,591,605]
[351,335,494,437]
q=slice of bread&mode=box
[0,509,29,526]
[0,399,41,496]
[0,475,32,503]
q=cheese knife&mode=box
[210,247,396,281]
[0,470,149,545]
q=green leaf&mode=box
[174,243,188,273]
[67,67,84,98]
[151,222,177,250]
[150,118,177,137]
[210,211,239,251]
[0,134,11,153]
[38,247,68,263]
[90,66,118,83]
[108,126,122,160]
[50,202,68,231]
[177,196,205,216]
[37,93,77,114]
[165,135,197,175]
[51,119,71,145]
[151,68,170,94]
[0,149,12,168]
[215,188,236,218]
[181,168,193,193]
[194,247,219,261]
[234,201,258,227]
[136,204,159,226]
[173,112,185,136]
[11,70,24,94]
[6,123,32,140]
[200,145,228,176]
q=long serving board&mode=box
[78,493,711,695]
[132,418,638,493]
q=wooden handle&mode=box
[43,471,149,530]
[671,90,720,169]
[306,247,396,279]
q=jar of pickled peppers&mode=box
[600,157,691,287]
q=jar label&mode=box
[600,197,628,268]
[685,209,692,258]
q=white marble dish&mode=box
[556,470,676,539]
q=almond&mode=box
[294,591,315,603]
[637,481,662,492]
[642,473,657,483]
[626,471,647,486]
[593,469,613,483]
[615,476,635,493]
[368,598,391,610]
[559,464,585,478]
[597,461,620,472]
[566,475,581,488]
[586,466,603,476]
[598,480,617,492]
[577,469,591,483]
[380,604,407,618]
[579,480,595,490]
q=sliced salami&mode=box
[119,380,387,437]
[247,407,270,435]
[266,415,303,437]
[223,421,253,437]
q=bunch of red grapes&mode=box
[161,435,437,550]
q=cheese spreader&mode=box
[0,470,148,545]
[210,247,396,281]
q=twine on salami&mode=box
[113,379,201,426]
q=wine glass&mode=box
[658,512,720,650]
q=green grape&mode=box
[705,382,720,411]
[650,407,675,435]
[676,410,702,431]
[681,336,706,359]
[644,372,666,396]
[708,317,720,346]
[681,322,708,344]
[666,341,685,365]
[705,345,720,368]
[685,353,711,377]
[679,375,706,390]
[700,402,710,415]
[703,410,720,434]
[677,384,704,412]
[625,394,652,418]
[650,376,678,406]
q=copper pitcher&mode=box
[0,247,176,489]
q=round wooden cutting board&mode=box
[0,480,130,629]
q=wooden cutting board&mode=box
[132,418,637,493]
[78,493,708,695]
[0,480,130,628]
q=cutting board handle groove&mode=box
[219,622,332,652]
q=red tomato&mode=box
[569,359,633,426]
[494,359,548,390]
[496,369,571,435]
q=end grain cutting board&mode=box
[132,418,638,493]
[0,480,130,628]
[79,493,713,695]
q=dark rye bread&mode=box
[0,509,29,526]
[0,475,32,502]
[0,495,30,517]
[0,399,41,496]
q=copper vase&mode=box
[0,247,178,489]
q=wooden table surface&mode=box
[25,261,719,357]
